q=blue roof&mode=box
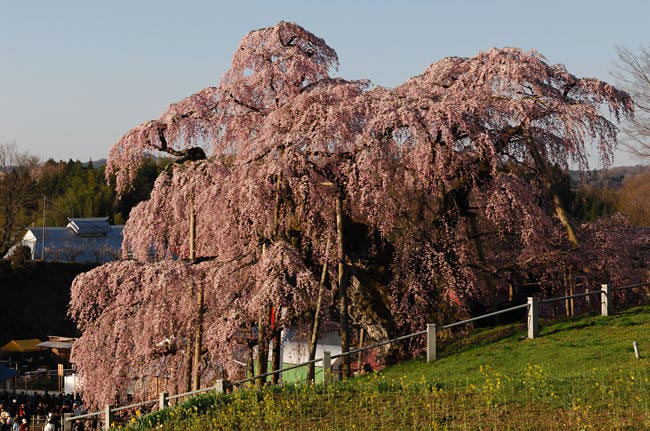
[68,217,111,235]
[18,218,124,264]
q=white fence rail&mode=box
[67,281,650,430]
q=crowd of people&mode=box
[0,392,93,431]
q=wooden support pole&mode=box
[63,413,72,431]
[336,194,351,379]
[271,312,282,385]
[601,284,613,316]
[323,351,332,386]
[159,392,168,410]
[189,200,196,260]
[426,324,436,363]
[192,281,204,391]
[356,328,365,372]
[103,405,113,431]
[189,198,205,392]
[527,297,540,339]
[307,241,329,383]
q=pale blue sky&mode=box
[1,0,648,166]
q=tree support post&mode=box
[601,284,613,316]
[426,324,436,363]
[527,297,540,339]
[103,405,113,431]
[62,413,72,431]
[159,392,168,410]
[323,351,332,386]
[633,341,641,359]
[335,194,351,379]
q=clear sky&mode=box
[1,0,648,166]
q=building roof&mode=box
[0,339,45,353]
[68,217,111,236]
[11,217,124,264]
[37,341,75,350]
[36,336,77,350]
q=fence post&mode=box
[103,405,113,431]
[601,284,613,316]
[159,392,168,410]
[632,341,640,359]
[527,297,539,339]
[63,413,72,431]
[323,351,332,386]
[426,324,436,363]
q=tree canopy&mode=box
[70,22,649,408]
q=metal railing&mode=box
[67,280,650,429]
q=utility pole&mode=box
[41,195,46,260]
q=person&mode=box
[17,419,26,431]
[72,419,85,431]
[43,414,56,431]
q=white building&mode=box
[5,217,123,264]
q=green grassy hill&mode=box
[121,307,650,430]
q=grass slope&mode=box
[122,307,650,430]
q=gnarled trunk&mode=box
[526,136,579,248]
[255,305,270,388]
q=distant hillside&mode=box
[84,158,107,168]
[570,164,650,190]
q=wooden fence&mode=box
[66,281,650,430]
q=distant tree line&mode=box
[0,142,164,256]
[38,157,165,225]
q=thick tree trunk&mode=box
[307,237,330,383]
[466,213,497,311]
[526,137,579,247]
[255,306,270,388]
[336,194,351,379]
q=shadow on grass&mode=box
[438,323,526,358]
[540,305,650,336]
